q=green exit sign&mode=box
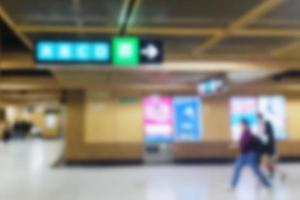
[119,98,138,104]
[112,37,139,67]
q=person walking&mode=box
[257,113,286,179]
[231,119,271,189]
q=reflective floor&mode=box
[0,139,299,200]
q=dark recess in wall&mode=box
[0,69,52,77]
[273,70,300,81]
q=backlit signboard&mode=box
[35,37,163,67]
[35,40,111,64]
[173,97,202,142]
[230,96,286,142]
[143,96,173,143]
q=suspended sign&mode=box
[35,37,163,67]
[35,40,111,64]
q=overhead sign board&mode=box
[35,40,111,64]
[112,37,139,67]
[35,37,163,67]
[140,40,163,64]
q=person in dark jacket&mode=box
[231,119,271,189]
[257,114,286,179]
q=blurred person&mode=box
[2,123,11,142]
[29,125,42,138]
[257,113,286,180]
[231,119,271,190]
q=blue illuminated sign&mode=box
[35,38,163,66]
[173,97,202,142]
[35,40,111,64]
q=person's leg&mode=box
[249,152,271,188]
[268,159,275,178]
[261,154,273,178]
[231,154,246,189]
[271,154,286,180]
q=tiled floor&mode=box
[0,139,298,200]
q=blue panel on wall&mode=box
[174,97,202,142]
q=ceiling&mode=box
[0,68,216,101]
[1,0,300,99]
[1,0,300,60]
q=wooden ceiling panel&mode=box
[2,0,300,63]
[1,91,61,102]
[163,36,209,54]
[81,0,123,26]
[52,70,110,88]
[207,36,297,55]
[2,0,75,25]
[0,77,60,91]
[119,71,211,84]
[250,0,300,29]
[131,0,263,28]
[27,33,113,42]
[2,0,122,27]
[0,53,34,69]
[52,69,213,89]
[0,20,28,51]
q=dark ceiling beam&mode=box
[2,51,300,71]
[0,3,33,50]
[0,52,34,69]
[19,25,117,34]
[119,0,141,35]
[194,0,286,53]
[271,41,300,57]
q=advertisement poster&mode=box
[230,97,258,142]
[46,114,57,129]
[230,96,286,142]
[258,96,286,140]
[143,96,173,143]
[174,97,202,142]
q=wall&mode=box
[30,110,61,138]
[177,93,299,159]
[175,94,300,160]
[0,107,5,137]
[84,94,232,144]
[64,91,144,161]
[84,94,143,144]
[64,91,300,162]
[202,97,230,142]
[286,94,300,140]
[202,94,300,142]
[64,90,86,160]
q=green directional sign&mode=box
[119,98,138,104]
[112,37,139,67]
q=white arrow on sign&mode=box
[141,44,159,60]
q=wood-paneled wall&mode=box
[64,91,300,161]
[175,94,300,160]
[286,96,300,140]
[202,97,230,142]
[64,91,144,161]
[0,107,5,137]
[84,93,143,143]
